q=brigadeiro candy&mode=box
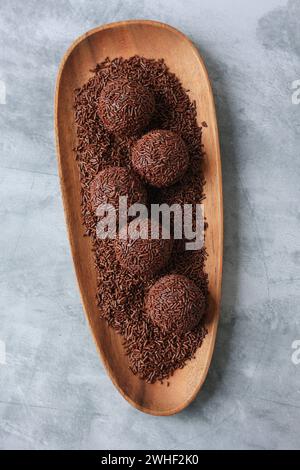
[98,79,155,136]
[131,129,189,188]
[145,274,206,335]
[115,219,173,277]
[90,166,146,213]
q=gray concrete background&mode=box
[0,0,300,450]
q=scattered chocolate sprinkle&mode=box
[131,129,189,188]
[98,78,155,136]
[74,56,208,383]
[201,121,208,127]
[145,274,206,335]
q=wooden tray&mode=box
[55,20,223,415]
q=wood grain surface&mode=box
[55,20,223,415]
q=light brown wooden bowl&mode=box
[55,20,223,415]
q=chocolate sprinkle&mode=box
[74,56,208,383]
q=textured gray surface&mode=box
[0,0,300,450]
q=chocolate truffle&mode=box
[145,274,205,335]
[115,220,173,277]
[131,130,189,188]
[90,166,146,213]
[98,79,155,136]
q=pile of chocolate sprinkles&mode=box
[74,56,208,383]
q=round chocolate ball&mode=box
[131,130,189,188]
[115,220,173,277]
[145,274,205,335]
[98,79,155,136]
[90,166,146,213]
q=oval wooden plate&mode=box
[55,20,223,415]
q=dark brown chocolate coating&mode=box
[98,79,155,136]
[131,129,189,188]
[145,274,205,334]
[90,166,147,213]
[115,220,173,277]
